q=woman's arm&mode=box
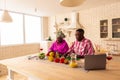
[60,42,69,54]
[48,42,55,52]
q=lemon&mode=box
[48,56,54,62]
[49,52,55,57]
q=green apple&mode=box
[39,53,45,59]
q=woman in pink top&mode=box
[48,30,69,56]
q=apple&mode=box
[60,57,65,63]
[64,59,69,64]
[46,52,50,56]
[54,58,60,63]
[39,53,45,59]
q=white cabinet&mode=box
[100,19,120,55]
[100,20,108,38]
[100,18,120,41]
[112,18,120,38]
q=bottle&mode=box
[56,51,59,58]
[69,53,78,68]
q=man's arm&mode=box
[65,42,75,55]
[86,40,95,55]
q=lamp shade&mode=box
[1,10,12,23]
[60,0,84,7]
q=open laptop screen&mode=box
[84,54,106,70]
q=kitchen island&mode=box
[0,53,120,80]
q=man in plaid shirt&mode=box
[67,29,95,58]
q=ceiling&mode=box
[0,0,120,16]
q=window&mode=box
[0,10,42,46]
[25,15,42,43]
[0,12,24,45]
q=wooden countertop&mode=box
[0,54,120,80]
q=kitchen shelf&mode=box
[100,25,108,27]
[100,20,108,38]
[112,18,120,38]
[113,31,120,33]
[112,24,120,26]
[100,32,108,33]
[103,38,120,41]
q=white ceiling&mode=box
[0,0,120,16]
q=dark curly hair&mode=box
[76,28,84,35]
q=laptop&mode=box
[84,54,106,70]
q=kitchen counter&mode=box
[0,53,120,80]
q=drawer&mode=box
[0,64,7,76]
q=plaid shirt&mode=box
[68,38,95,56]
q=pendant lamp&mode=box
[60,0,84,7]
[1,0,12,23]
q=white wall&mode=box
[48,2,120,51]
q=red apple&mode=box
[54,58,60,63]
[60,57,65,63]
[46,52,49,56]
